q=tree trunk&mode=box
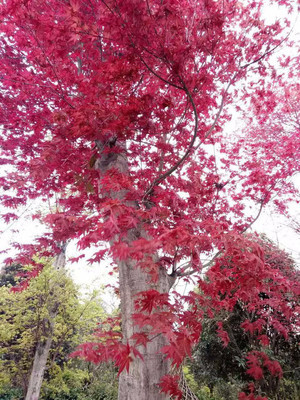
[96,140,175,399]
[25,316,55,400]
[24,243,67,400]
[118,258,174,400]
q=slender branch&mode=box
[177,199,265,278]
[30,29,76,109]
[143,80,198,199]
[241,199,264,234]
[0,77,75,109]
[143,67,239,203]
[158,133,167,174]
[241,32,292,69]
[195,33,291,149]
[202,250,223,270]
[101,0,117,16]
[183,200,265,276]
[172,259,192,277]
[139,54,183,90]
[176,266,196,278]
[158,100,189,173]
[204,79,235,141]
[0,202,34,236]
[145,0,152,16]
[175,248,224,277]
[194,73,237,153]
[141,45,167,63]
[132,74,144,95]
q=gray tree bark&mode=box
[96,140,175,400]
[24,313,56,400]
[118,258,174,400]
[24,243,67,400]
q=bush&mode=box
[0,387,23,400]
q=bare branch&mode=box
[157,100,189,174]
[176,268,197,277]
[194,73,237,153]
[145,0,152,16]
[202,250,223,270]
[173,260,193,277]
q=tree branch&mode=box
[143,80,198,200]
[173,260,193,277]
[241,199,264,234]
[241,32,292,69]
[194,73,237,152]
[139,54,184,90]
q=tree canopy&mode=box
[1,1,300,399]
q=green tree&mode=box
[0,263,109,399]
[0,264,24,288]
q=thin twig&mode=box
[0,202,34,236]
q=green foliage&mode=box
[183,365,234,400]
[277,379,300,400]
[41,364,89,400]
[0,263,111,399]
[182,365,202,395]
[183,370,215,400]
[190,307,300,400]
[0,264,23,287]
[82,364,118,400]
[212,380,242,400]
[0,264,79,391]
[0,387,23,400]
[40,362,118,400]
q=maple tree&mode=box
[192,235,300,399]
[0,1,300,399]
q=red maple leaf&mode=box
[160,374,182,400]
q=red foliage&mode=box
[245,351,282,381]
[239,393,268,400]
[135,290,170,314]
[160,374,182,400]
[238,383,268,400]
[0,0,299,397]
[216,321,230,347]
[70,318,143,375]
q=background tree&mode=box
[190,235,299,400]
[0,263,24,287]
[1,1,300,399]
[0,263,108,399]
